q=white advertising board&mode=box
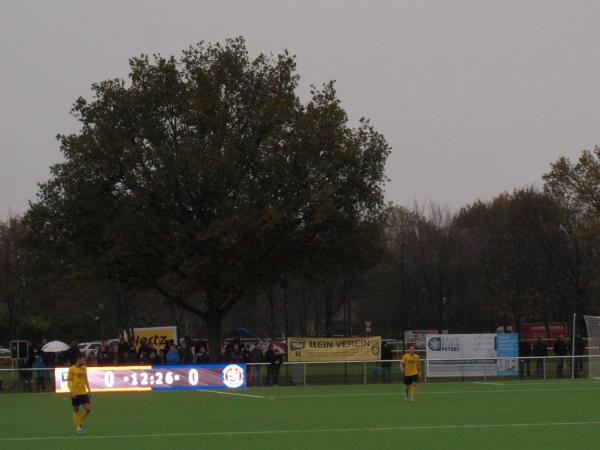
[426,333,518,377]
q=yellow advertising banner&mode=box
[131,326,178,350]
[287,337,382,362]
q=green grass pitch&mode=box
[2,380,600,449]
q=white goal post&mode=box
[584,315,600,378]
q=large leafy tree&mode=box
[544,148,600,324]
[0,217,26,342]
[26,38,389,357]
[543,146,600,217]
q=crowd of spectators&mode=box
[15,339,56,392]
[14,336,286,390]
[92,336,284,386]
[518,334,586,378]
[92,336,282,368]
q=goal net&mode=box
[584,315,600,378]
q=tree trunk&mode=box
[574,288,586,337]
[114,283,132,338]
[6,294,14,342]
[300,284,308,336]
[314,289,319,337]
[205,306,223,363]
[283,281,289,338]
[324,286,333,337]
[268,285,275,338]
[3,240,14,342]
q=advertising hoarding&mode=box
[426,333,518,377]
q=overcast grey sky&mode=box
[1,0,599,215]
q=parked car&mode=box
[78,341,102,356]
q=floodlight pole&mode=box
[572,313,576,380]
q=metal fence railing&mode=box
[246,356,592,387]
[0,367,54,394]
[0,356,594,394]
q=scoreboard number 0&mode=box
[104,370,115,388]
[189,369,199,385]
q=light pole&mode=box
[442,296,448,331]
[98,303,104,339]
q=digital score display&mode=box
[54,364,246,393]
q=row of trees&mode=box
[4,164,600,345]
[360,183,599,337]
[2,38,600,353]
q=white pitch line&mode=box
[493,380,599,386]
[271,386,600,399]
[472,382,507,386]
[199,390,268,399]
[2,420,600,442]
[423,387,600,396]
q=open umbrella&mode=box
[41,341,69,352]
[229,328,253,338]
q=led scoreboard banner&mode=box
[54,364,246,393]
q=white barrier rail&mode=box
[0,355,594,392]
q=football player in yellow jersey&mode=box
[400,345,421,402]
[68,354,92,433]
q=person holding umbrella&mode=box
[41,340,70,367]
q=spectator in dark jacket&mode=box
[162,340,175,362]
[111,343,123,365]
[149,350,160,365]
[195,345,209,364]
[87,352,97,367]
[533,338,548,378]
[180,342,194,364]
[265,344,283,386]
[249,345,264,386]
[147,342,159,361]
[227,343,245,364]
[127,348,139,364]
[574,334,586,376]
[138,338,151,359]
[19,351,35,392]
[96,344,112,366]
[64,341,81,366]
[34,351,48,392]
[39,338,54,368]
[165,345,181,365]
[553,335,568,378]
[381,343,393,383]
[138,352,150,365]
[519,340,532,378]
[125,338,136,358]
[39,338,48,354]
[117,337,128,362]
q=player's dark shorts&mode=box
[404,375,419,385]
[71,395,91,407]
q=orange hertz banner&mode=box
[131,326,177,350]
[287,337,381,362]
